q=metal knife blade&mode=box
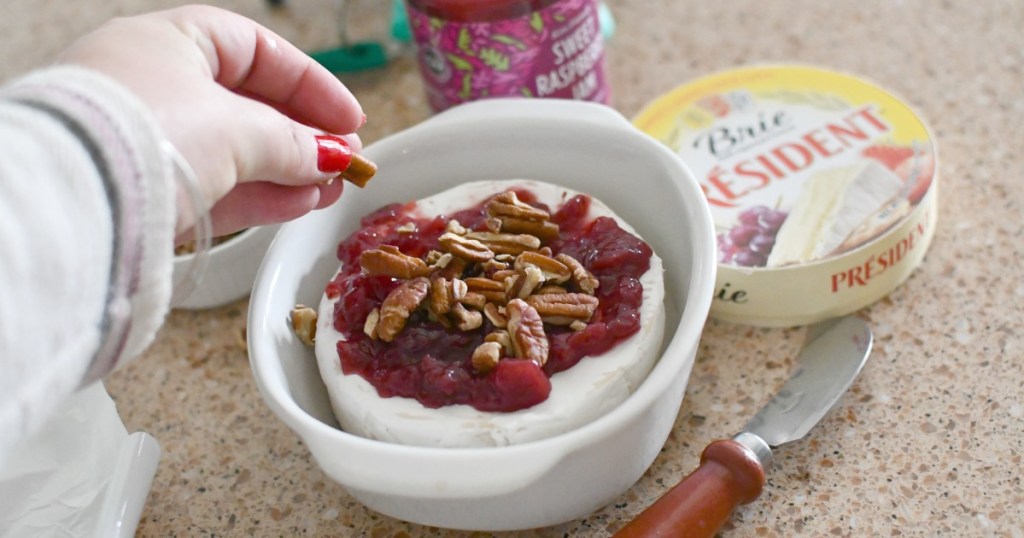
[614,315,874,538]
[743,315,873,447]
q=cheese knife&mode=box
[614,315,873,538]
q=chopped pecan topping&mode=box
[424,250,444,265]
[485,330,514,356]
[506,299,549,367]
[480,258,508,275]
[556,253,599,295]
[484,302,508,329]
[451,303,483,331]
[508,265,545,300]
[526,292,599,325]
[290,305,317,347]
[348,189,608,363]
[436,256,468,280]
[428,252,453,271]
[360,245,429,279]
[364,307,380,339]
[376,277,430,342]
[439,232,494,262]
[396,222,417,234]
[472,341,503,374]
[445,219,467,235]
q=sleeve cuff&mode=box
[5,66,177,382]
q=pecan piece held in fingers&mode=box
[340,152,377,188]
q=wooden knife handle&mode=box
[613,439,768,538]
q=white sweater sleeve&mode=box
[0,67,176,466]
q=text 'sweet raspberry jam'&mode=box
[404,0,610,111]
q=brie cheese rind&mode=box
[315,180,666,448]
[768,160,902,267]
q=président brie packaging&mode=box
[635,65,937,327]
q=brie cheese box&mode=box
[634,65,937,326]
[315,180,666,448]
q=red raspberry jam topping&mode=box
[328,189,653,412]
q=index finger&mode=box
[164,5,364,134]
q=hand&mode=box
[60,5,365,237]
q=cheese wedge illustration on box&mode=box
[768,160,902,267]
[633,65,938,326]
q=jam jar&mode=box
[404,0,610,111]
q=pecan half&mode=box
[376,277,430,342]
[472,342,503,374]
[465,276,508,304]
[290,305,317,347]
[429,276,452,316]
[516,251,571,283]
[506,299,549,367]
[526,292,599,325]
[499,217,560,241]
[463,231,541,256]
[486,191,550,222]
[458,291,487,310]
[535,284,569,295]
[439,232,493,262]
[556,253,599,295]
[360,245,429,279]
[490,269,517,283]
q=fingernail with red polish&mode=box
[316,134,353,173]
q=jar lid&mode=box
[634,65,938,327]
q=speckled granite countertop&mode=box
[3,0,1023,536]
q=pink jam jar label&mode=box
[406,0,610,111]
